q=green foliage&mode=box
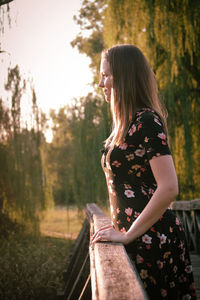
[71,0,106,82]
[45,94,111,207]
[0,65,53,233]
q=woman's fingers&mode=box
[92,226,114,244]
[91,224,113,241]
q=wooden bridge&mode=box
[58,199,200,300]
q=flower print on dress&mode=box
[163,251,171,259]
[136,254,144,264]
[140,269,148,279]
[148,188,154,195]
[157,132,167,145]
[173,265,178,273]
[131,164,141,170]
[124,183,132,189]
[142,234,152,244]
[169,281,175,288]
[137,123,142,131]
[141,186,148,196]
[160,289,167,297]
[156,260,164,269]
[125,153,134,161]
[125,207,133,216]
[112,160,121,167]
[178,274,187,283]
[157,132,166,140]
[124,189,135,198]
[160,233,167,244]
[154,117,162,126]
[182,294,192,300]
[135,147,145,157]
[176,217,181,226]
[119,142,128,150]
[185,265,193,274]
[134,211,140,218]
[128,124,136,136]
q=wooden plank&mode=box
[86,203,149,300]
[58,219,90,300]
[191,254,200,300]
[86,203,106,221]
[171,200,192,211]
[171,199,200,211]
[67,252,90,300]
[191,199,200,210]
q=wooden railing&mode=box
[170,199,200,254]
[58,199,200,300]
[58,203,148,300]
[86,203,148,300]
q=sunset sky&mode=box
[0,0,93,116]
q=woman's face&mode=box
[99,58,113,102]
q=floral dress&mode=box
[101,108,196,300]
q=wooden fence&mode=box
[58,199,200,300]
[170,199,200,254]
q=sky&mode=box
[0,0,93,117]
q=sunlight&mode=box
[0,0,93,116]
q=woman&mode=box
[92,45,196,299]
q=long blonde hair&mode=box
[102,44,168,148]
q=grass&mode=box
[40,206,85,239]
[0,206,85,300]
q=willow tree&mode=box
[72,0,200,200]
[0,66,51,233]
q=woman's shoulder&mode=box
[135,108,163,126]
[136,107,160,118]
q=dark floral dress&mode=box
[101,108,196,300]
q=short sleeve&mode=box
[139,111,171,161]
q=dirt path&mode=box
[41,230,78,240]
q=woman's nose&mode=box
[99,77,104,88]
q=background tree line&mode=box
[0,0,200,233]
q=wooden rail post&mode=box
[86,203,149,300]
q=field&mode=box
[0,207,85,300]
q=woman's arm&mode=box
[123,154,178,244]
[92,154,178,245]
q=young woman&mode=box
[92,44,196,299]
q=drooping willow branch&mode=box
[0,0,14,7]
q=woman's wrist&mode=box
[122,231,135,245]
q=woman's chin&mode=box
[105,95,111,103]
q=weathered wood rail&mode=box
[58,200,200,300]
[170,199,200,299]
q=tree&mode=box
[0,65,52,233]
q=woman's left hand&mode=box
[91,226,128,244]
